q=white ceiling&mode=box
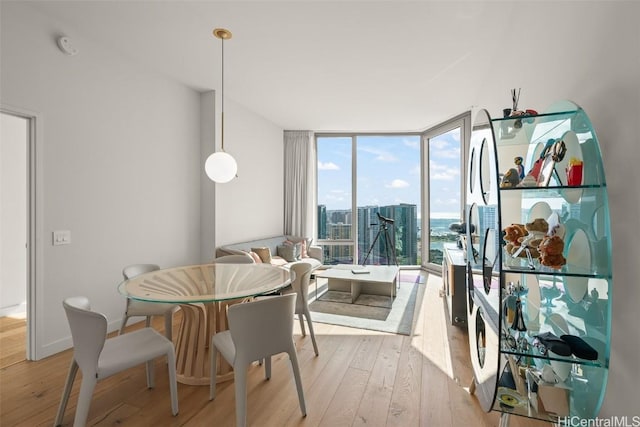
[25,1,586,132]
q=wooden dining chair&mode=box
[119,264,177,341]
[209,293,306,427]
[54,296,178,427]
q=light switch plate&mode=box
[53,230,71,245]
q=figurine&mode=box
[515,156,525,180]
[500,168,520,188]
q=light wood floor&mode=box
[0,315,27,369]
[0,273,550,427]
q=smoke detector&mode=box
[57,36,78,56]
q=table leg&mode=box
[350,280,361,303]
[173,302,236,385]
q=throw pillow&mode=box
[277,245,297,262]
[251,247,272,264]
[248,251,262,263]
[286,236,312,258]
[283,240,302,260]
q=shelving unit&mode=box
[465,100,611,425]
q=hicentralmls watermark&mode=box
[556,416,640,427]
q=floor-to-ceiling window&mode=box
[316,134,421,266]
[316,114,469,269]
[317,136,354,264]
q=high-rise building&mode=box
[318,203,418,266]
[317,205,327,239]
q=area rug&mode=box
[306,271,424,335]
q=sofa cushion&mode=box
[251,247,272,264]
[270,256,288,267]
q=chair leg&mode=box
[304,309,319,356]
[234,366,248,427]
[119,315,130,335]
[288,348,307,417]
[298,315,306,337]
[146,359,155,388]
[73,374,98,427]
[53,359,78,426]
[164,311,173,342]
[209,337,217,400]
[166,347,179,416]
[145,315,152,327]
[264,356,271,380]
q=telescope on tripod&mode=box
[361,212,398,266]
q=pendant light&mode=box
[205,28,237,183]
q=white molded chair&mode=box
[209,294,306,427]
[119,264,177,341]
[290,262,319,356]
[213,255,254,264]
[54,296,178,427]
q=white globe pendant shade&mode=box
[205,151,237,183]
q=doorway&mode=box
[0,111,30,367]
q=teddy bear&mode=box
[503,224,528,256]
[518,218,549,256]
[538,235,566,269]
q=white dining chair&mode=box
[290,262,319,356]
[119,263,177,341]
[209,293,306,427]
[213,254,254,264]
[54,296,178,427]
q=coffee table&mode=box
[314,264,399,304]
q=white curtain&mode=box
[283,130,316,239]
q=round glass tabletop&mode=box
[119,263,291,304]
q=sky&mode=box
[317,131,462,219]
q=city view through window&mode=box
[317,132,462,266]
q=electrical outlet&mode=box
[53,230,71,245]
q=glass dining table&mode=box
[118,263,291,385]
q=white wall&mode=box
[0,113,28,316]
[0,2,202,358]
[214,97,284,247]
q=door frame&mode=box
[421,111,471,274]
[1,105,42,360]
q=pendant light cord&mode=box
[221,36,225,152]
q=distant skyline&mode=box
[317,132,461,219]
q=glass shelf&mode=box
[499,348,606,368]
[502,251,612,278]
[499,184,604,192]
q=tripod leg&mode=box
[383,226,398,266]
[362,227,383,266]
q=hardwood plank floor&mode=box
[0,272,550,427]
[0,316,27,369]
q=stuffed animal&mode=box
[512,218,549,258]
[503,224,528,256]
[504,224,527,247]
[538,235,566,269]
[524,218,549,245]
[500,168,521,188]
